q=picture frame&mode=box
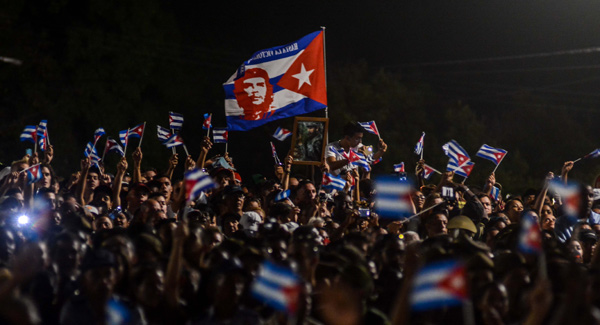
[290,117,329,166]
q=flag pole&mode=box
[572,157,583,164]
[138,122,146,148]
[34,134,38,154]
[420,132,424,160]
[170,128,176,155]
[321,26,329,147]
[124,130,129,157]
[206,114,212,138]
[183,144,190,156]
[101,138,108,162]
[225,142,228,155]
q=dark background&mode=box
[3,0,600,194]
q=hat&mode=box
[222,185,244,197]
[81,249,117,272]
[234,172,242,184]
[240,211,262,231]
[578,229,598,244]
[130,182,150,194]
[448,215,477,233]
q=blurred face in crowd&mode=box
[222,216,239,237]
[480,196,493,215]
[39,166,52,188]
[568,240,584,263]
[114,213,129,228]
[94,216,113,231]
[412,191,425,210]
[504,199,523,223]
[154,195,168,214]
[541,205,556,231]
[83,266,116,300]
[156,177,172,200]
[87,172,100,190]
[144,170,156,181]
[297,183,317,203]
[135,268,165,308]
[11,161,28,173]
[345,132,363,148]
[225,192,245,213]
[426,213,448,237]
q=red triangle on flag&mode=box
[438,266,468,299]
[462,163,474,176]
[276,32,327,106]
[456,153,468,164]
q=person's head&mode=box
[51,231,83,275]
[221,213,240,237]
[143,169,157,182]
[148,193,168,214]
[154,176,173,201]
[112,210,131,229]
[240,211,262,232]
[222,186,245,214]
[126,183,150,213]
[295,180,317,204]
[87,166,101,191]
[233,68,274,120]
[425,209,448,237]
[80,249,117,300]
[92,185,113,207]
[10,159,28,173]
[581,185,595,218]
[503,198,523,223]
[341,122,364,148]
[540,205,556,231]
[478,194,493,216]
[131,264,165,308]
[411,190,426,211]
[568,239,584,263]
[93,216,113,231]
[38,164,55,189]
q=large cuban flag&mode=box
[224,31,327,131]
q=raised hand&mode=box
[184,155,196,171]
[117,157,128,173]
[169,154,179,169]
[43,145,54,164]
[132,147,143,165]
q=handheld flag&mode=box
[251,261,301,314]
[270,142,281,165]
[394,162,405,173]
[422,164,441,180]
[224,31,327,131]
[322,172,346,191]
[25,164,43,185]
[374,176,413,219]
[273,127,292,141]
[443,140,471,167]
[410,260,468,311]
[119,129,129,147]
[104,138,125,157]
[275,189,291,202]
[84,142,98,158]
[20,125,37,143]
[343,150,361,163]
[157,125,172,143]
[185,168,218,201]
[518,211,543,255]
[352,152,371,172]
[584,149,600,159]
[37,120,49,149]
[202,113,212,130]
[447,160,475,178]
[358,121,380,137]
[213,128,229,143]
[490,186,500,201]
[164,134,184,148]
[476,144,507,165]
[169,112,184,130]
[414,132,425,156]
[128,123,145,138]
[93,128,105,145]
[549,181,581,218]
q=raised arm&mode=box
[165,154,179,181]
[534,172,554,217]
[195,136,212,169]
[282,155,293,191]
[42,145,54,165]
[76,157,91,205]
[415,159,425,188]
[371,138,388,161]
[561,161,573,185]
[111,157,128,209]
[131,147,143,184]
[483,172,496,196]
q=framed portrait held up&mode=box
[290,117,329,165]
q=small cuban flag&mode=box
[447,160,475,178]
[322,172,346,191]
[93,127,105,145]
[274,189,291,202]
[394,162,405,173]
[358,121,379,137]
[169,111,184,130]
[273,127,292,141]
[185,168,218,201]
[119,129,129,147]
[213,128,228,143]
[105,138,125,157]
[20,125,37,143]
[164,134,184,148]
[549,180,580,218]
[410,259,468,311]
[518,211,543,255]
[490,185,500,201]
[128,123,145,138]
[414,132,425,155]
[251,261,301,315]
[157,125,172,143]
[84,142,98,158]
[26,164,43,185]
[374,175,413,219]
[202,113,212,130]
[352,151,371,172]
[422,164,440,180]
[584,148,600,159]
[476,144,507,166]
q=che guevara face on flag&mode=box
[233,68,275,121]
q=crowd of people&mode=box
[0,121,598,324]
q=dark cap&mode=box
[81,249,117,273]
[578,229,598,244]
[130,182,150,194]
[222,185,244,197]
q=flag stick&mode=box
[572,157,583,164]
[101,138,108,162]
[401,201,445,223]
[34,135,37,154]
[183,144,190,156]
[461,176,468,184]
[206,114,212,137]
[321,26,329,147]
[170,128,176,155]
[225,142,228,155]
[19,163,40,174]
[124,131,128,157]
[138,122,146,148]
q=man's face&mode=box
[155,195,167,213]
[427,214,448,236]
[87,172,100,190]
[347,132,363,148]
[156,177,172,199]
[480,196,493,215]
[12,162,28,173]
[40,167,52,188]
[243,77,267,105]
[144,170,156,181]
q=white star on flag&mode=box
[292,64,314,89]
